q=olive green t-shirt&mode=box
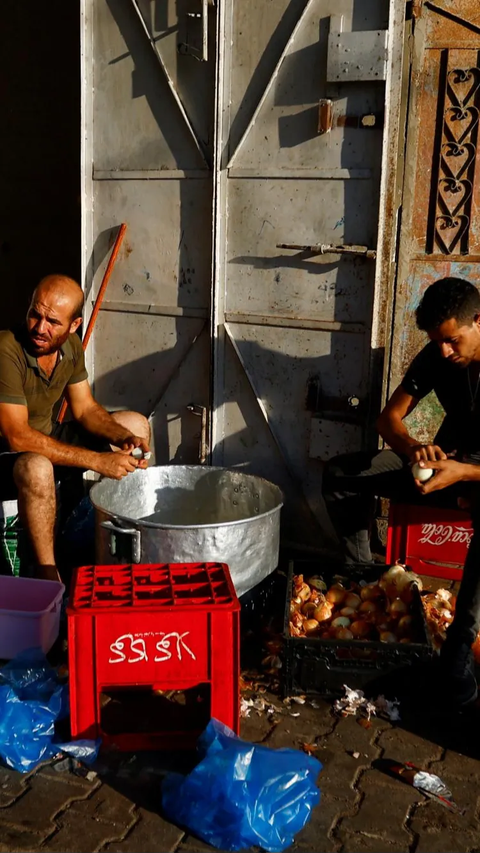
[0,328,88,436]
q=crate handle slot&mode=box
[101,520,141,563]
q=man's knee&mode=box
[13,453,54,491]
[112,411,150,441]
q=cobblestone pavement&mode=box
[0,687,479,853]
[1,572,480,853]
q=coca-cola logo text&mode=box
[418,523,473,548]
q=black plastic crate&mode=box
[283,559,433,697]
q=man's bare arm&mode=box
[0,403,140,479]
[376,386,447,462]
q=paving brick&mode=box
[42,810,130,853]
[409,800,480,853]
[69,785,137,827]
[431,748,480,778]
[37,762,101,790]
[377,727,444,766]
[293,793,346,852]
[337,831,409,852]
[335,771,418,848]
[327,714,386,760]
[178,835,256,853]
[240,711,276,743]
[102,808,184,853]
[0,772,97,834]
[0,767,30,803]
[0,824,43,852]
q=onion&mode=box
[344,592,361,609]
[326,584,346,606]
[340,606,357,617]
[314,602,334,623]
[360,583,383,601]
[379,631,397,643]
[389,598,408,618]
[335,627,354,640]
[350,620,372,639]
[397,614,414,635]
[308,590,325,606]
[331,616,351,628]
[307,575,327,592]
[297,583,311,603]
[359,600,378,614]
[302,601,317,617]
[291,611,304,628]
[304,618,319,635]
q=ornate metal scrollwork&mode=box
[429,64,480,254]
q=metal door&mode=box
[81,0,215,463]
[388,1,480,442]
[211,0,405,546]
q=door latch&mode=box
[187,404,208,464]
[277,242,376,260]
[318,99,383,135]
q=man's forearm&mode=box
[8,427,100,470]
[77,402,131,446]
[458,463,480,482]
[376,414,419,459]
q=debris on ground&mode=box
[374,758,464,815]
[334,685,401,722]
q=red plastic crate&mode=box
[386,503,473,581]
[67,562,240,750]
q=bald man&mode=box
[0,275,150,582]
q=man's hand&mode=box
[118,434,150,457]
[95,451,141,480]
[409,443,448,463]
[414,459,466,494]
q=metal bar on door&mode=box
[128,0,209,167]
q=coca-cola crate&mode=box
[283,560,432,697]
[67,562,240,750]
[386,503,472,581]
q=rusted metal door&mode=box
[81,0,214,463]
[211,0,405,546]
[389,1,480,442]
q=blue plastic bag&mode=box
[0,649,100,773]
[162,718,322,852]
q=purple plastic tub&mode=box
[0,576,65,659]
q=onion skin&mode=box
[350,620,372,639]
[314,602,334,623]
[379,631,397,643]
[359,600,378,614]
[335,627,354,640]
[326,584,346,606]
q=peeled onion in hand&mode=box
[411,462,434,482]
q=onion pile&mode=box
[421,588,456,652]
[289,563,423,644]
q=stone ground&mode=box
[1,571,480,853]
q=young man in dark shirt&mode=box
[322,277,480,708]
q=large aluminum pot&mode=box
[91,465,283,597]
